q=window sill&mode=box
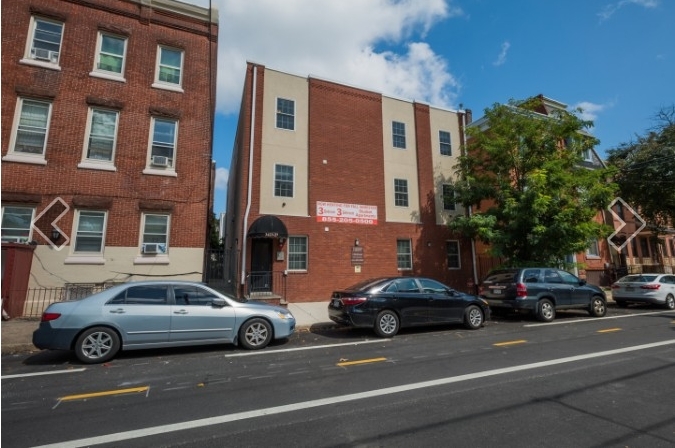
[20,58,61,71]
[151,82,184,94]
[142,168,177,177]
[2,154,47,165]
[586,255,601,260]
[78,161,117,172]
[134,255,170,265]
[64,256,106,265]
[89,71,126,83]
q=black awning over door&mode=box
[247,215,288,239]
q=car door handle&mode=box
[109,308,126,314]
[173,309,189,315]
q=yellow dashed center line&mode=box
[597,328,622,333]
[493,340,527,347]
[60,386,149,402]
[337,357,387,367]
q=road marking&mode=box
[524,310,673,327]
[224,339,384,357]
[33,339,675,448]
[597,328,621,333]
[493,340,527,347]
[60,386,150,402]
[1,368,86,380]
[337,357,387,367]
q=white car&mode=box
[611,274,675,309]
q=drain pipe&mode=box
[462,109,479,291]
[241,65,257,286]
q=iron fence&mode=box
[2,286,109,319]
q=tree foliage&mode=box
[605,106,675,232]
[450,97,617,265]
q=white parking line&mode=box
[524,310,673,327]
[33,339,675,448]
[1,368,87,380]
[224,339,385,357]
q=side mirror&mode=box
[579,280,587,286]
[212,297,227,307]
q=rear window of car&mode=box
[620,275,658,283]
[342,278,390,292]
[483,270,518,284]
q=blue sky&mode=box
[188,0,675,216]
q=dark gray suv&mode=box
[480,268,607,322]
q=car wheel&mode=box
[239,318,273,350]
[615,300,628,308]
[589,296,607,317]
[536,299,555,322]
[665,294,675,310]
[464,305,484,329]
[75,326,120,364]
[374,310,399,338]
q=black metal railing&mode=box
[245,271,287,299]
[2,286,109,319]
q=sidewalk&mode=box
[1,302,335,355]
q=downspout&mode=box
[462,110,479,290]
[241,65,257,286]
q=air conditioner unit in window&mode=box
[31,48,59,63]
[142,243,166,254]
[151,155,170,167]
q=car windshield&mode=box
[619,275,658,283]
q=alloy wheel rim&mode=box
[82,332,113,359]
[246,323,268,346]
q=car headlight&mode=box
[277,311,293,320]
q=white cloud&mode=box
[598,0,658,22]
[190,0,463,114]
[214,167,229,190]
[493,41,510,66]
[572,101,610,122]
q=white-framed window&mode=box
[146,117,177,172]
[73,210,107,254]
[397,239,412,270]
[274,164,294,197]
[394,178,409,207]
[582,149,593,162]
[276,98,295,130]
[80,108,119,168]
[446,240,461,269]
[1,206,35,243]
[3,98,52,164]
[141,214,170,254]
[24,16,63,66]
[442,184,456,211]
[392,121,406,149]
[586,238,600,257]
[288,236,307,271]
[154,46,183,90]
[92,32,127,78]
[439,130,452,156]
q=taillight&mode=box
[611,284,620,289]
[640,284,661,290]
[41,312,61,322]
[516,283,527,297]
[478,285,485,295]
[341,296,368,306]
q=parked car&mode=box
[479,268,607,322]
[611,274,675,309]
[327,277,490,337]
[33,281,296,363]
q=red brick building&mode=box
[1,0,218,304]
[224,63,475,302]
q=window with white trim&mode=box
[446,240,460,269]
[439,130,452,156]
[83,108,119,163]
[148,117,177,169]
[155,46,183,87]
[397,239,412,270]
[5,98,52,162]
[442,184,456,211]
[276,98,295,130]
[392,121,406,149]
[141,214,169,254]
[586,238,600,257]
[73,210,107,254]
[27,16,63,65]
[581,149,593,162]
[1,206,35,243]
[288,236,307,271]
[274,164,294,197]
[94,32,127,76]
[394,179,408,207]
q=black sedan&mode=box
[327,277,490,337]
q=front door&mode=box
[250,239,273,292]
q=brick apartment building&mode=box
[223,62,476,302]
[1,0,218,314]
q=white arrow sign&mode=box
[607,197,646,253]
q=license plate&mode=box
[625,287,634,292]
[332,299,340,307]
[490,288,502,295]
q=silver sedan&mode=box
[611,274,675,309]
[33,281,296,363]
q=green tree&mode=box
[450,97,617,265]
[606,106,675,232]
